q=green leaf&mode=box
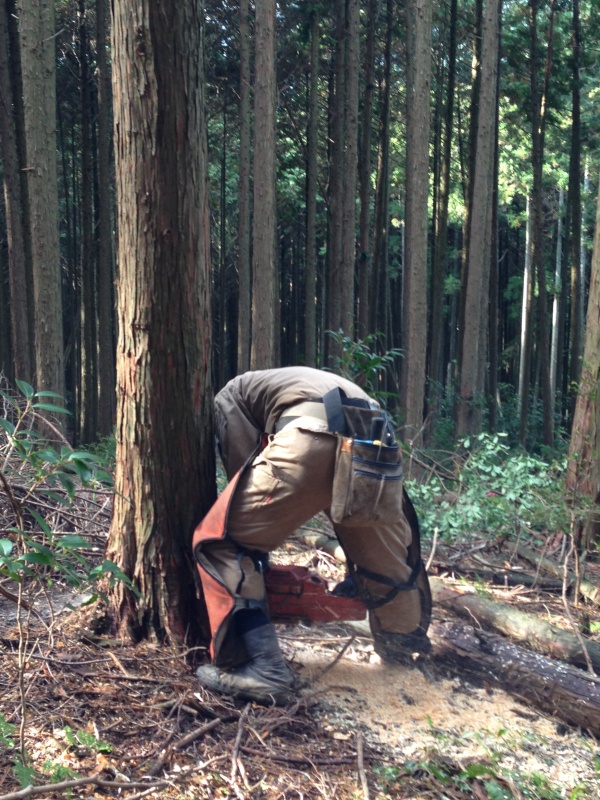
[26,507,53,537]
[59,535,88,550]
[32,403,71,415]
[0,539,14,557]
[15,379,35,399]
[21,552,53,566]
[0,417,16,435]
[33,390,63,399]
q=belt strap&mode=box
[275,401,328,432]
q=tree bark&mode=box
[19,0,64,400]
[432,622,600,736]
[237,0,252,374]
[401,0,432,444]
[566,181,600,550]
[107,0,214,643]
[456,0,500,437]
[95,0,116,438]
[305,9,319,368]
[251,0,277,370]
[0,0,32,383]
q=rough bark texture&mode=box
[251,0,276,370]
[19,0,64,398]
[432,622,600,737]
[95,0,116,437]
[566,183,600,549]
[456,0,500,437]
[107,0,214,644]
[304,9,319,367]
[0,0,32,383]
[237,0,251,374]
[401,0,432,443]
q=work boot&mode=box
[373,629,431,667]
[196,617,294,705]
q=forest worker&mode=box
[192,366,432,705]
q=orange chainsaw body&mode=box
[264,565,367,624]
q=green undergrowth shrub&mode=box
[406,432,572,549]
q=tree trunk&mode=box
[550,187,564,401]
[566,182,600,550]
[567,0,582,410]
[456,0,500,437]
[95,0,116,438]
[19,0,64,400]
[529,0,556,448]
[357,0,378,337]
[305,9,319,368]
[0,0,32,383]
[251,0,277,370]
[401,0,432,444]
[78,0,98,444]
[518,197,534,444]
[237,0,252,374]
[107,0,214,644]
[427,0,457,438]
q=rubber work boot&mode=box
[373,629,432,667]
[196,621,294,705]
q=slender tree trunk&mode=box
[251,0,276,370]
[371,0,392,338]
[107,0,214,643]
[357,0,379,336]
[401,0,433,443]
[529,0,555,448]
[237,0,252,374]
[78,0,98,443]
[305,9,319,367]
[550,187,564,401]
[0,0,32,382]
[96,0,116,437]
[519,197,534,444]
[427,0,457,438]
[457,0,500,437]
[19,0,64,400]
[567,0,582,409]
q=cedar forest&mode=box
[1,0,600,798]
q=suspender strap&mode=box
[322,387,346,434]
[349,559,422,610]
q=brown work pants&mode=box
[195,426,429,665]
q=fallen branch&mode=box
[516,544,600,607]
[430,577,600,672]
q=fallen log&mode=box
[430,578,600,672]
[430,621,600,737]
[516,544,600,607]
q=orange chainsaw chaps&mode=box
[192,471,241,660]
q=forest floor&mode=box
[1,515,599,800]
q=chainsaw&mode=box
[264,564,367,624]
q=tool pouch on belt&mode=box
[324,388,404,526]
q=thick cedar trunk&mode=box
[237,0,252,374]
[20,0,64,400]
[305,9,319,367]
[95,0,116,437]
[251,0,276,370]
[107,0,214,643]
[456,0,500,437]
[432,622,600,736]
[566,184,600,550]
[401,0,432,443]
